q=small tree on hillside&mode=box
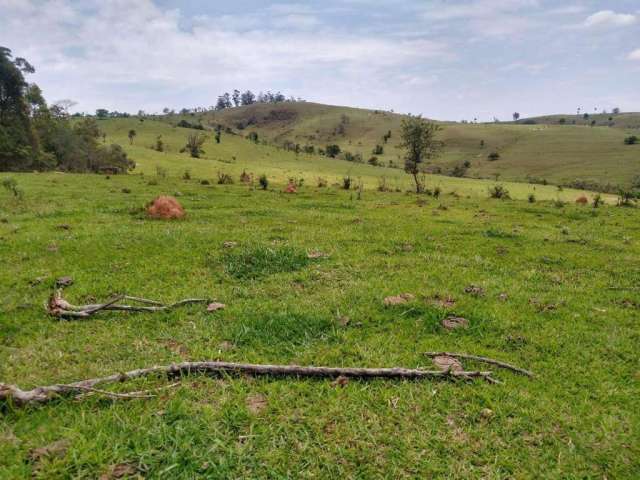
[128,129,136,145]
[399,116,443,193]
[184,134,206,158]
[513,112,520,121]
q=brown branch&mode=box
[424,352,535,377]
[0,361,499,406]
[47,289,209,319]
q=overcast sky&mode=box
[2,0,639,120]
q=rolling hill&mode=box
[165,102,640,189]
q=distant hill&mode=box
[162,102,640,189]
[513,112,640,129]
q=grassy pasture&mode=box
[1,166,639,477]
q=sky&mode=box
[1,0,639,121]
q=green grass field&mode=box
[1,154,639,477]
[182,102,640,188]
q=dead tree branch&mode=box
[1,361,500,406]
[424,352,535,377]
[47,288,209,319]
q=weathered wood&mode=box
[0,361,499,406]
[424,352,535,377]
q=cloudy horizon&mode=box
[1,0,639,121]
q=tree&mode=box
[232,89,241,107]
[399,116,443,193]
[612,107,621,115]
[241,90,255,106]
[512,112,520,121]
[128,129,136,145]
[95,108,109,119]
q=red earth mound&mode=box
[146,196,185,219]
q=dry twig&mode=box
[0,361,500,406]
[47,288,208,319]
[424,352,535,377]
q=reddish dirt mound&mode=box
[575,195,588,205]
[284,182,297,193]
[146,196,185,219]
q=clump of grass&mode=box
[528,193,536,203]
[217,172,234,185]
[220,245,312,279]
[1,177,23,199]
[258,174,269,190]
[342,176,352,190]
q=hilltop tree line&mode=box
[0,46,133,173]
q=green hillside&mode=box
[169,102,640,189]
[98,117,615,203]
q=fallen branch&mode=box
[0,361,499,406]
[424,352,535,377]
[47,289,209,319]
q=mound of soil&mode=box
[146,195,185,219]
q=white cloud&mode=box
[628,49,640,61]
[583,10,636,28]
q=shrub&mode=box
[182,169,191,180]
[527,193,536,203]
[200,179,211,185]
[317,177,328,188]
[432,186,441,198]
[185,133,206,158]
[368,156,379,166]
[248,131,259,143]
[575,195,588,205]
[258,174,268,190]
[372,144,384,155]
[2,178,23,199]
[488,184,510,199]
[240,170,251,184]
[377,177,391,192]
[592,194,602,208]
[624,135,638,145]
[217,172,234,184]
[325,144,341,158]
[487,152,500,161]
[342,176,352,190]
[617,189,637,207]
[154,135,164,152]
[553,199,565,208]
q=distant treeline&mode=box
[0,46,132,173]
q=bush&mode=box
[528,193,536,203]
[553,199,565,208]
[325,144,341,158]
[617,189,637,206]
[342,176,352,190]
[592,194,603,208]
[217,172,234,184]
[488,184,510,199]
[240,170,251,184]
[1,177,23,199]
[433,186,441,198]
[200,179,211,185]
[258,174,268,190]
[182,169,191,180]
[377,177,391,192]
[372,144,384,155]
[317,177,328,188]
[624,135,638,145]
[154,135,164,152]
[487,152,500,161]
[368,156,379,166]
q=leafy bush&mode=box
[592,194,603,208]
[325,144,341,158]
[185,133,206,158]
[342,176,352,190]
[487,152,500,161]
[488,184,510,199]
[624,135,638,145]
[528,193,536,203]
[368,156,379,166]
[372,144,384,155]
[2,177,23,198]
[317,177,328,188]
[182,169,191,180]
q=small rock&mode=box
[432,355,463,372]
[464,285,484,296]
[442,316,469,330]
[498,293,508,301]
[56,224,71,230]
[307,250,329,259]
[330,375,349,388]
[207,302,226,312]
[480,408,494,420]
[384,293,415,306]
[222,241,238,248]
[55,276,73,287]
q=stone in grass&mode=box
[207,302,226,312]
[307,250,329,259]
[432,355,464,372]
[384,293,415,306]
[463,285,485,296]
[55,276,73,287]
[441,316,469,330]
